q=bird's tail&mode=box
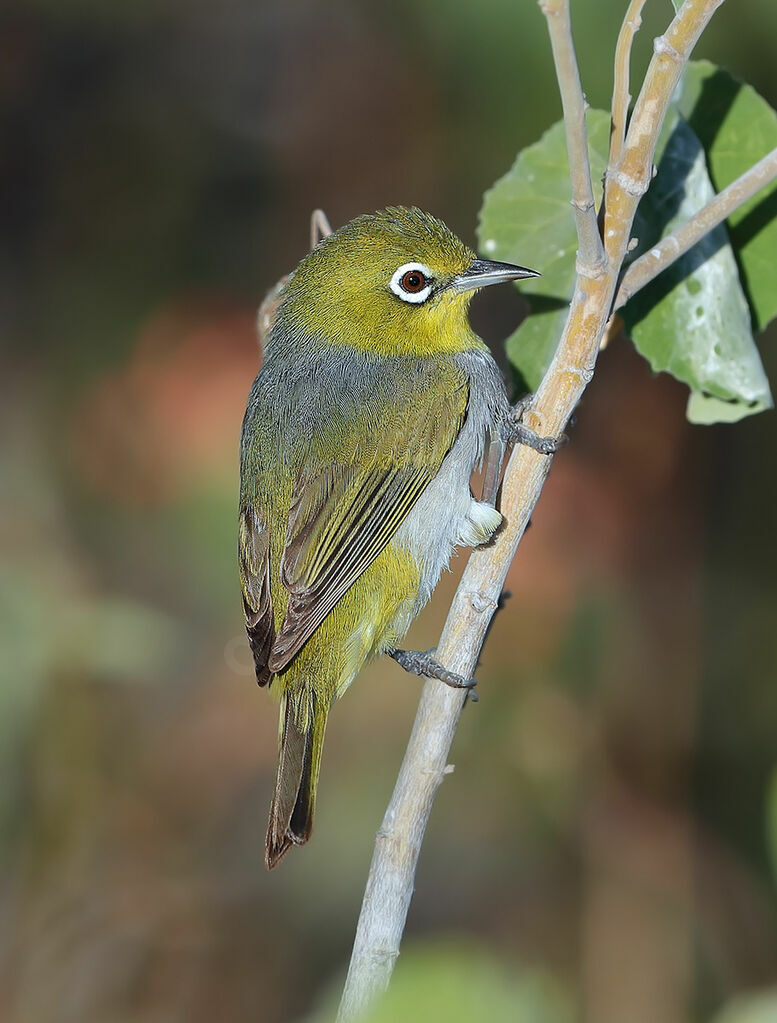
[265,690,329,869]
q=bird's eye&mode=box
[401,270,426,293]
[389,262,434,304]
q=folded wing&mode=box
[240,362,469,682]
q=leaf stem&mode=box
[540,0,608,278]
[614,144,777,309]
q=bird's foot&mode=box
[508,421,565,455]
[507,396,567,455]
[511,393,534,419]
[389,648,478,702]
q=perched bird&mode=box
[239,207,541,868]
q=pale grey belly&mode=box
[392,398,502,615]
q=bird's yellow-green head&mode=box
[274,206,538,358]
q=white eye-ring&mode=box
[389,262,434,304]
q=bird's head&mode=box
[274,206,538,357]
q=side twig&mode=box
[310,208,333,248]
[541,0,607,276]
[603,0,726,263]
[614,144,777,309]
[610,0,649,167]
[337,2,727,1020]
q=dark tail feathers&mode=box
[265,692,328,869]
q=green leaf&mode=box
[622,117,772,423]
[685,390,767,424]
[504,300,569,394]
[477,110,611,390]
[677,60,777,333]
[709,990,777,1023]
[478,60,777,414]
[307,940,573,1023]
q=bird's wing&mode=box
[238,503,275,686]
[267,371,469,674]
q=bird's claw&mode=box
[507,396,567,455]
[507,421,567,455]
[389,648,479,702]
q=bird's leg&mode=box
[481,430,505,507]
[505,395,567,455]
[388,648,479,702]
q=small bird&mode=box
[239,207,541,868]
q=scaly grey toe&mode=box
[389,647,478,699]
[506,420,566,455]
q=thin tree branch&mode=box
[258,210,333,350]
[614,144,777,309]
[540,0,607,277]
[337,2,726,1020]
[603,0,726,260]
[310,208,332,248]
[610,0,649,166]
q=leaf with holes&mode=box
[677,60,777,333]
[621,116,772,424]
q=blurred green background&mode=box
[2,1,777,1021]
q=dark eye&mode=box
[390,262,433,304]
[400,269,427,293]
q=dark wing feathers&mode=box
[240,363,469,682]
[238,505,274,686]
[268,464,431,672]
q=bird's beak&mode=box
[450,258,540,294]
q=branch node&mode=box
[369,949,400,967]
[575,254,609,280]
[563,359,596,385]
[469,591,498,613]
[607,167,648,197]
[653,34,683,63]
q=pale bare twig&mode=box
[610,0,649,167]
[257,276,288,352]
[614,144,777,309]
[257,210,333,351]
[604,0,726,263]
[337,2,727,1020]
[310,208,332,248]
[541,0,607,277]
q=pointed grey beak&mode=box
[450,258,540,293]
